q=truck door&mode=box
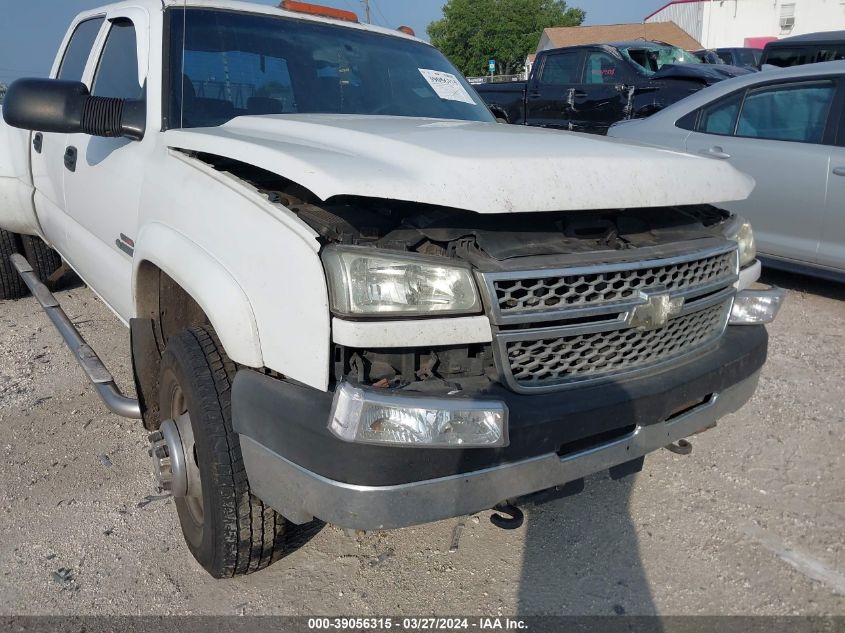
[31,16,105,255]
[525,50,583,129]
[572,49,632,134]
[61,9,151,320]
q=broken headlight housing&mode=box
[322,246,481,317]
[724,215,757,268]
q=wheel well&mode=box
[136,260,210,351]
[489,106,509,123]
[133,261,211,429]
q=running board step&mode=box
[10,253,142,419]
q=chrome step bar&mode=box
[10,253,142,419]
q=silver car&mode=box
[609,60,845,281]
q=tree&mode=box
[428,0,586,77]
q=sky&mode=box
[0,0,660,84]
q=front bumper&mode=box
[234,326,767,530]
[240,371,758,530]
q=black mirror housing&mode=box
[3,78,145,141]
[3,79,89,134]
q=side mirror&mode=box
[3,78,145,141]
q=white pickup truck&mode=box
[0,0,783,578]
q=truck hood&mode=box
[652,63,753,84]
[165,114,753,214]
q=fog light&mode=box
[329,383,508,448]
[730,286,785,325]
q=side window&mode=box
[625,48,658,73]
[583,51,624,85]
[736,50,759,66]
[718,50,736,65]
[697,91,743,135]
[92,20,143,99]
[736,81,836,143]
[539,53,581,86]
[676,110,698,131]
[57,18,105,81]
[764,47,808,68]
[815,46,845,63]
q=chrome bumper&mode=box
[241,371,760,531]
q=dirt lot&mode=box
[0,269,843,616]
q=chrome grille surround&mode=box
[479,242,739,393]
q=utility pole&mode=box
[362,0,371,23]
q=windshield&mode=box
[620,43,702,75]
[165,8,494,129]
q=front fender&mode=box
[133,222,263,368]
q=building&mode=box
[645,0,845,49]
[537,22,702,53]
[525,53,537,77]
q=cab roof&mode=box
[76,0,424,44]
[769,30,845,45]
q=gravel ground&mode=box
[0,269,843,616]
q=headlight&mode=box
[730,286,785,325]
[725,216,757,268]
[322,246,481,317]
[329,383,508,447]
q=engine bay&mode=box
[198,152,734,269]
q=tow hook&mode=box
[665,439,693,455]
[490,502,524,530]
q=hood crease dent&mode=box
[165,114,755,214]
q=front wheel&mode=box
[153,326,288,577]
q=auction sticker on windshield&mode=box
[419,69,477,104]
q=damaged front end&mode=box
[196,152,774,530]
[193,152,749,399]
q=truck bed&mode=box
[474,81,527,124]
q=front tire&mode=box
[158,326,287,578]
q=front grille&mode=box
[480,242,739,393]
[492,249,736,319]
[505,301,731,389]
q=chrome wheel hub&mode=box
[148,411,201,507]
[148,419,187,496]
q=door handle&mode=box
[833,167,845,177]
[64,146,77,172]
[699,146,731,160]
[33,133,43,154]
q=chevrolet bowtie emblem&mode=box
[628,292,685,331]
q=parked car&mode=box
[609,61,845,281]
[476,40,751,134]
[0,0,781,578]
[761,31,845,68]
